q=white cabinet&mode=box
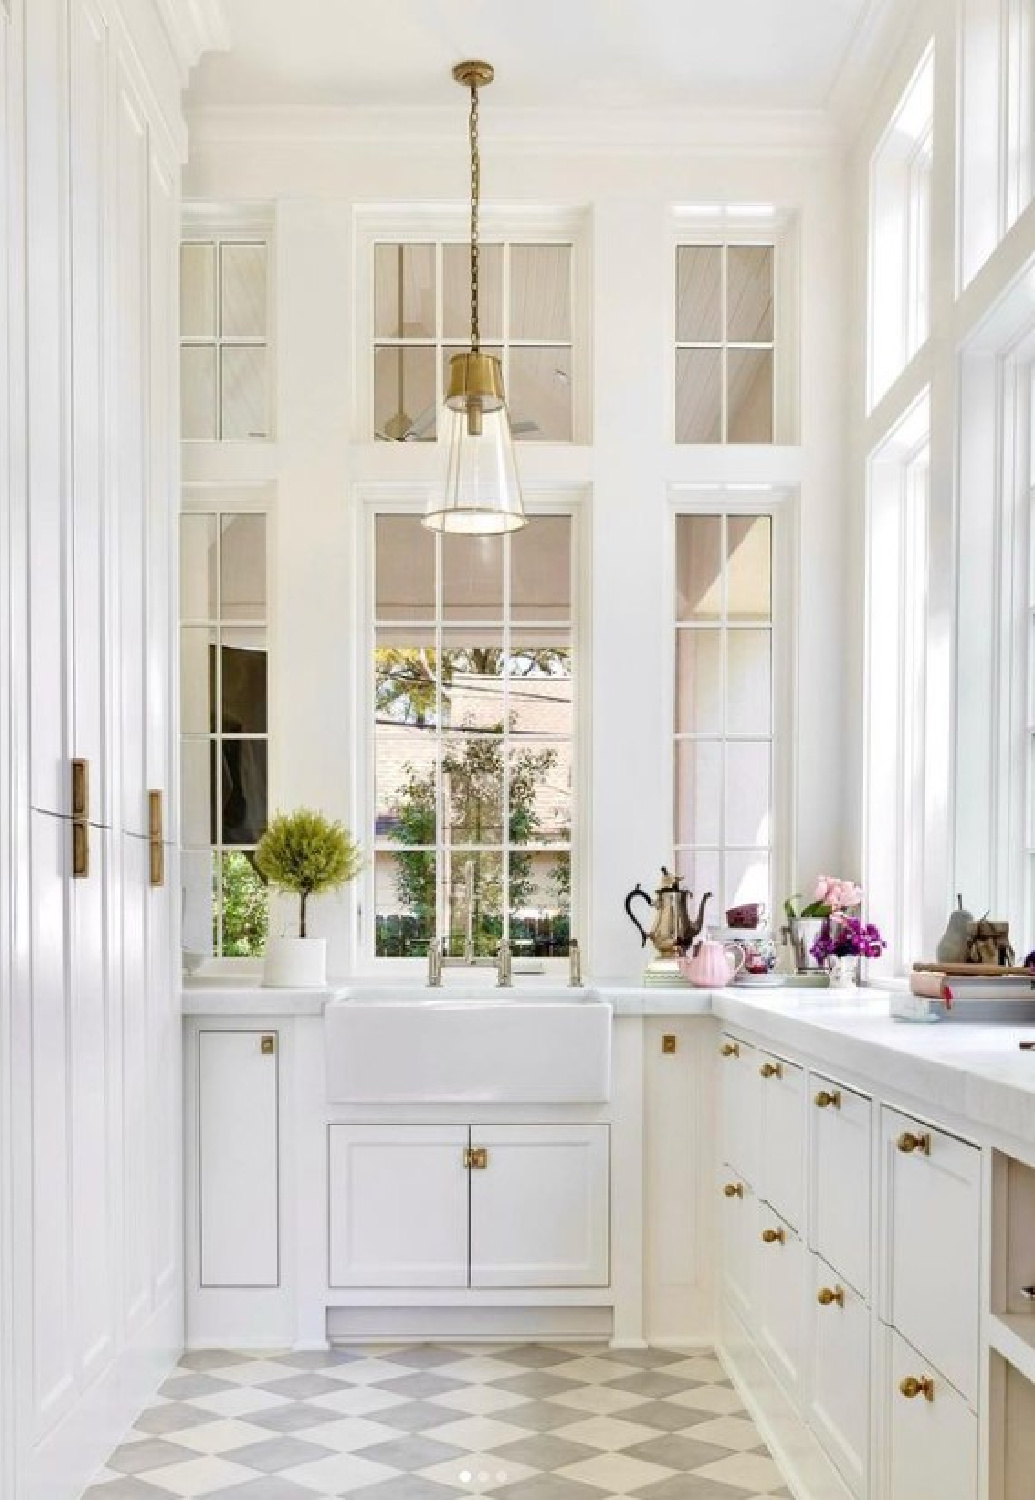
[470,1126,609,1288]
[328,1124,469,1289]
[810,1074,871,1299]
[719,1034,760,1187]
[807,1252,870,1498]
[199,1031,280,1288]
[720,1171,757,1327]
[758,1051,805,1230]
[880,1108,981,1407]
[756,1203,804,1399]
[885,1327,977,1500]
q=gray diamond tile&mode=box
[219,1436,335,1473]
[490,1434,600,1471]
[177,1350,255,1373]
[381,1346,464,1370]
[600,1347,685,1369]
[623,1400,720,1433]
[354,1434,466,1470]
[158,1373,235,1401]
[108,1438,199,1475]
[496,1346,575,1370]
[493,1476,611,1500]
[346,1479,468,1500]
[370,1399,468,1433]
[257,1372,344,1399]
[244,1400,341,1433]
[273,1348,364,1370]
[605,1371,693,1399]
[373,1372,465,1399]
[132,1403,218,1436]
[494,1401,580,1433]
[631,1476,754,1499]
[194,1480,316,1499]
[83,1483,177,1499]
[625,1433,746,1470]
[493,1373,575,1399]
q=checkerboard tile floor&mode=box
[82,1344,791,1499]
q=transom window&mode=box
[180,237,270,440]
[180,508,269,958]
[372,241,574,443]
[372,514,575,961]
[673,512,774,919]
[675,244,775,443]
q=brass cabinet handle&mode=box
[72,819,90,879]
[723,1182,744,1198]
[71,758,90,820]
[897,1130,931,1156]
[71,759,90,878]
[899,1375,935,1401]
[815,1089,842,1109]
[817,1285,845,1307]
[260,1034,275,1055]
[464,1147,488,1170]
[760,1061,782,1079]
[721,1041,740,1058]
[148,790,165,887]
[761,1227,785,1245]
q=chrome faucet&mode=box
[496,938,512,987]
[568,937,581,987]
[427,937,443,987]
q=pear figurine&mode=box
[936,894,973,965]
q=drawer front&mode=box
[720,1167,757,1327]
[806,1252,870,1498]
[810,1074,871,1298]
[759,1052,805,1231]
[881,1107,980,1406]
[886,1327,977,1500]
[719,1035,760,1188]
[756,1204,804,1402]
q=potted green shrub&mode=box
[255,809,362,987]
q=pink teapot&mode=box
[678,938,745,988]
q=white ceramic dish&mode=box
[734,971,785,988]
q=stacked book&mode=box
[896,964,1035,1023]
[642,957,693,988]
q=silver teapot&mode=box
[625,868,712,957]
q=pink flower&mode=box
[814,876,831,902]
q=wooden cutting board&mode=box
[913,961,1034,977]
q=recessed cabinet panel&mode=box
[469,1126,609,1288]
[881,1108,980,1406]
[886,1327,977,1500]
[122,833,152,1329]
[759,1052,804,1231]
[810,1074,871,1299]
[721,1169,757,1327]
[720,1035,760,1188]
[199,1031,279,1287]
[328,1125,469,1288]
[807,1252,869,1498]
[756,1204,804,1400]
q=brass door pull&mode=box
[71,758,90,820]
[761,1227,785,1245]
[148,789,165,887]
[760,1061,782,1079]
[817,1285,845,1307]
[71,758,90,878]
[899,1375,934,1401]
[896,1130,931,1156]
[815,1089,842,1109]
[723,1182,744,1198]
[721,1041,740,1059]
[72,819,89,879]
[464,1147,488,1170]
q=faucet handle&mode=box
[568,937,582,986]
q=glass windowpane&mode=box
[180,243,216,338]
[445,852,503,959]
[676,629,723,734]
[509,743,570,844]
[441,633,504,730]
[727,246,774,342]
[375,850,436,956]
[220,345,267,440]
[673,849,722,913]
[725,741,771,846]
[180,628,215,735]
[180,514,217,620]
[676,516,723,620]
[180,739,216,848]
[376,515,435,621]
[442,532,504,621]
[219,851,269,957]
[181,849,215,958]
[443,734,505,845]
[376,639,439,729]
[675,740,722,846]
[374,243,436,339]
[220,515,266,619]
[508,346,573,441]
[676,348,722,443]
[511,517,571,621]
[676,246,722,342]
[181,346,216,440]
[510,245,571,340]
[727,630,772,735]
[727,515,772,620]
[219,738,267,845]
[221,631,267,734]
[727,349,773,443]
[444,242,502,340]
[374,346,436,441]
[726,849,770,912]
[510,850,570,957]
[508,645,572,739]
[377,721,438,842]
[220,243,267,337]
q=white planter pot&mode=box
[262,936,327,988]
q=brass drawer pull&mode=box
[815,1089,842,1110]
[723,1182,744,1198]
[817,1285,845,1307]
[72,819,89,879]
[897,1130,931,1156]
[260,1034,275,1055]
[761,1227,785,1245]
[760,1061,782,1079]
[721,1041,740,1059]
[464,1147,488,1170]
[899,1375,934,1401]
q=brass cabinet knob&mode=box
[817,1285,845,1307]
[721,1041,740,1059]
[761,1227,785,1245]
[814,1089,842,1109]
[896,1130,931,1156]
[723,1182,744,1198]
[760,1061,782,1079]
[899,1375,935,1401]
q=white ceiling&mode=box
[188,0,879,115]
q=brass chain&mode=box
[469,82,480,351]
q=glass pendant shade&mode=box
[424,351,525,534]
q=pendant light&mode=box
[423,60,527,535]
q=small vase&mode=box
[787,917,828,971]
[826,955,860,991]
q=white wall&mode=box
[184,115,849,979]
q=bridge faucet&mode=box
[496,938,512,987]
[568,937,582,987]
[427,938,442,987]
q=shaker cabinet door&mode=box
[809,1075,871,1299]
[885,1328,977,1500]
[719,1035,760,1188]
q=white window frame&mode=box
[355,485,589,974]
[668,486,795,927]
[353,206,592,446]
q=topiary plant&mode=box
[254,809,362,938]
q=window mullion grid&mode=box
[213,513,225,955]
[720,247,729,443]
[719,514,729,914]
[435,532,445,949]
[502,243,512,398]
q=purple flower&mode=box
[810,913,886,963]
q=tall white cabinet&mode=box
[0,4,221,1497]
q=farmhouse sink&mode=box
[324,985,612,1104]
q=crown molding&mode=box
[154,0,229,80]
[825,0,919,138]
[186,102,841,156]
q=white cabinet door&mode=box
[759,1052,805,1231]
[720,1035,760,1188]
[470,1126,609,1288]
[881,1108,980,1407]
[720,1170,757,1327]
[806,1252,869,1497]
[810,1074,871,1299]
[756,1203,804,1401]
[886,1328,977,1500]
[199,1030,279,1288]
[328,1125,469,1288]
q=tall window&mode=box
[180,237,270,440]
[372,514,574,961]
[372,241,574,443]
[180,509,269,958]
[674,512,774,919]
[675,243,775,443]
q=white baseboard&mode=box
[19,1292,183,1500]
